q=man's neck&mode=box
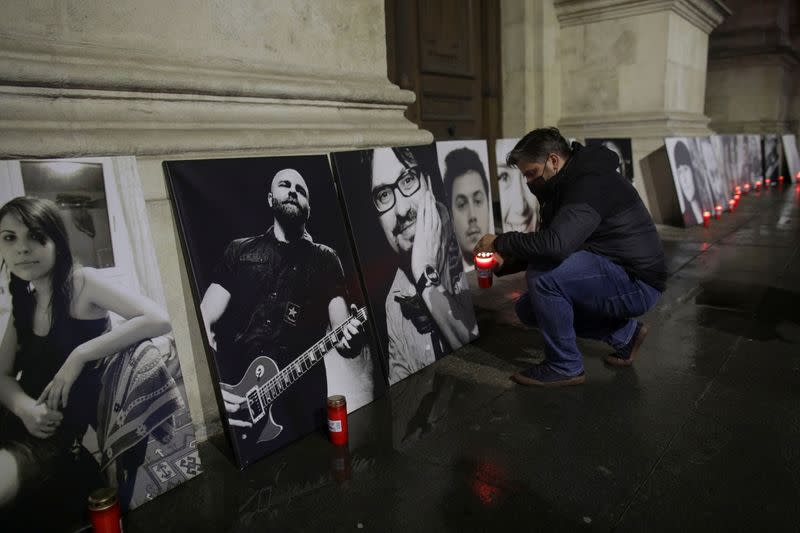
[273,219,305,243]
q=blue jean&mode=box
[514,251,662,376]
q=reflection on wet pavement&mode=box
[124,186,800,532]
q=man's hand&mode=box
[219,385,252,428]
[473,233,498,255]
[18,396,63,439]
[334,304,365,358]
[410,189,443,282]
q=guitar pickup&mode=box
[246,388,266,423]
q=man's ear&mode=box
[267,192,274,208]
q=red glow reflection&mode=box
[470,461,508,508]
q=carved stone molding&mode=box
[554,0,731,34]
[0,36,431,158]
[559,110,712,138]
[0,85,431,158]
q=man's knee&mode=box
[0,449,20,507]
[532,273,560,300]
[514,293,537,327]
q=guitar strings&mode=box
[256,307,368,399]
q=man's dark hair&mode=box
[442,147,489,203]
[506,127,571,167]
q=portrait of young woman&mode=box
[0,158,199,531]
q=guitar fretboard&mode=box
[256,307,367,405]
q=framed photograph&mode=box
[697,137,729,207]
[435,140,495,272]
[762,134,782,184]
[782,134,800,181]
[665,138,715,227]
[495,138,541,233]
[0,157,200,530]
[164,155,385,469]
[585,138,634,183]
[332,145,479,386]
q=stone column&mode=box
[553,0,729,207]
[501,0,562,136]
[0,0,429,439]
[705,0,799,135]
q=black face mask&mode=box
[526,160,551,196]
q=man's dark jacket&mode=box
[493,143,667,292]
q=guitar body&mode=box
[224,355,283,444]
[217,306,367,465]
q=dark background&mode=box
[586,137,634,182]
[331,144,448,364]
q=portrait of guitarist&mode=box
[199,168,365,462]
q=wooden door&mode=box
[386,0,501,143]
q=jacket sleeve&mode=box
[494,203,601,262]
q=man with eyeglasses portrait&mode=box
[368,147,478,385]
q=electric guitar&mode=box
[220,306,367,446]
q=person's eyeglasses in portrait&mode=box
[372,166,422,213]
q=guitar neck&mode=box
[257,307,367,402]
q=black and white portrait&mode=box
[762,134,782,183]
[435,140,495,272]
[697,137,729,206]
[165,156,384,468]
[666,138,715,227]
[782,134,800,181]
[332,145,479,386]
[0,157,200,531]
[747,135,763,184]
[711,135,738,192]
[585,138,634,183]
[495,138,540,233]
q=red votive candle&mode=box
[778,176,784,185]
[474,252,496,288]
[728,199,735,212]
[765,178,772,188]
[714,205,722,219]
[796,172,800,180]
[743,183,751,193]
[88,488,122,533]
[735,186,742,195]
[703,211,711,228]
[327,395,348,446]
[755,180,762,191]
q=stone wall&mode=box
[705,0,799,134]
[0,0,429,439]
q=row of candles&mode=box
[702,172,799,227]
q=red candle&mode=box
[796,172,800,180]
[474,252,496,288]
[88,488,122,533]
[743,183,751,193]
[735,186,741,195]
[755,180,762,191]
[327,395,348,446]
[778,176,784,184]
[714,205,722,219]
[702,211,711,228]
[728,199,735,212]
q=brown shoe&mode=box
[604,322,649,367]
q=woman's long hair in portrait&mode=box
[0,197,74,340]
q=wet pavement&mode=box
[126,184,800,532]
